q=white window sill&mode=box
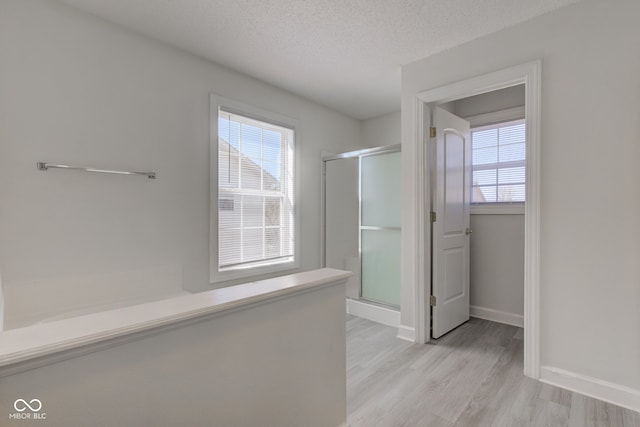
[471,203,525,215]
[211,259,299,284]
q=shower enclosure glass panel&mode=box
[324,157,360,299]
[323,145,401,309]
[361,229,401,305]
[360,151,401,306]
[361,152,402,227]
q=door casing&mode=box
[411,61,541,379]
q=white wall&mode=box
[453,85,525,119]
[402,0,640,395]
[470,215,524,317]
[361,111,401,148]
[0,0,362,310]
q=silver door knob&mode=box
[465,228,473,235]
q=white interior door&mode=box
[431,107,471,339]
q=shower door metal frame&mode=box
[321,144,401,309]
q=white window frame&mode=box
[210,95,300,284]
[468,106,526,215]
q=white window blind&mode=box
[217,108,295,271]
[471,119,526,204]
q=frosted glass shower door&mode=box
[360,151,401,306]
[324,157,361,299]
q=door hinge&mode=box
[429,127,436,138]
[430,295,437,306]
[430,211,436,223]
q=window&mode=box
[471,119,526,205]
[212,98,297,282]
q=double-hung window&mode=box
[471,118,526,207]
[212,97,297,282]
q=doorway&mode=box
[413,61,541,378]
[430,85,527,339]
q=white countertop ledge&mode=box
[0,268,351,372]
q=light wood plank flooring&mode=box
[347,315,640,427]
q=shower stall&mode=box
[322,145,401,323]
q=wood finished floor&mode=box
[347,315,640,427]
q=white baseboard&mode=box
[396,325,415,342]
[470,305,524,328]
[346,299,399,328]
[540,366,640,413]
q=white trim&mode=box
[466,106,525,127]
[419,63,536,104]
[396,325,416,342]
[471,203,525,215]
[540,366,640,413]
[414,97,428,344]
[523,61,542,379]
[346,299,400,328]
[413,60,541,379]
[209,94,301,284]
[470,305,524,328]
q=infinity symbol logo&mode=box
[14,399,42,412]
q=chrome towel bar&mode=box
[36,162,156,179]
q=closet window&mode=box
[471,119,526,204]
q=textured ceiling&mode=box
[58,0,580,119]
